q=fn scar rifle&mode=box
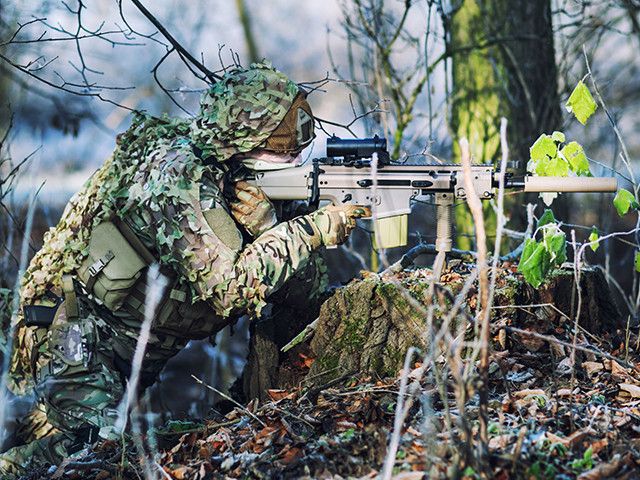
[246,136,618,256]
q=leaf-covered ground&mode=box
[19,265,640,479]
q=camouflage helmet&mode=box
[190,62,301,161]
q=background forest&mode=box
[2,0,640,479]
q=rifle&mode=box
[245,136,618,254]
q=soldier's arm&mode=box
[149,150,348,318]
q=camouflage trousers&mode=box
[0,295,126,478]
[0,254,327,477]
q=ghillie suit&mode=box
[0,63,362,477]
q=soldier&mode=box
[0,62,368,476]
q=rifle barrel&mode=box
[523,176,618,193]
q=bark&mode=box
[449,0,563,247]
[302,266,621,387]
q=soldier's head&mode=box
[190,62,315,164]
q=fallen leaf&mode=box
[590,438,609,455]
[295,353,314,369]
[619,383,640,398]
[391,473,427,480]
[582,361,604,376]
[545,428,592,447]
[489,434,512,450]
[267,389,292,401]
[280,446,303,464]
[578,453,624,480]
[513,389,546,398]
[610,360,630,378]
[171,466,193,480]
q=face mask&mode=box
[239,150,302,171]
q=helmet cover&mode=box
[190,62,300,161]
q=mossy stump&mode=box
[305,277,429,386]
[301,264,621,388]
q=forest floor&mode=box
[18,264,640,480]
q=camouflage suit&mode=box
[0,63,358,476]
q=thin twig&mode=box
[191,374,266,427]
[459,137,490,466]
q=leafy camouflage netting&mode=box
[190,62,300,161]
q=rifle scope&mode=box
[326,135,388,160]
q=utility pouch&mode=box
[23,291,64,327]
[23,304,59,327]
[77,220,148,311]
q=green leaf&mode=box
[546,156,570,177]
[635,252,640,273]
[561,141,592,176]
[589,227,600,252]
[613,188,637,216]
[518,238,548,288]
[565,80,598,125]
[551,131,566,143]
[519,224,568,288]
[537,209,556,228]
[463,467,477,476]
[542,226,567,264]
[530,134,557,162]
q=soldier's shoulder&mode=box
[113,112,192,165]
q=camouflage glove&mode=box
[308,204,371,247]
[229,181,279,237]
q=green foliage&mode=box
[571,447,594,471]
[537,209,556,228]
[635,252,640,273]
[561,141,591,177]
[588,227,600,252]
[527,461,558,480]
[528,133,592,180]
[164,420,202,433]
[613,188,639,216]
[530,134,557,165]
[487,422,500,435]
[462,466,478,478]
[548,442,568,457]
[340,428,356,441]
[518,212,567,288]
[565,80,598,125]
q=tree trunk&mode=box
[449,0,563,248]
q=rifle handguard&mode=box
[523,176,618,193]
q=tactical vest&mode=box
[76,217,226,340]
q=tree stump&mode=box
[302,264,621,387]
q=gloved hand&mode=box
[309,204,371,247]
[228,181,278,237]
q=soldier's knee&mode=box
[0,432,71,478]
[35,314,123,435]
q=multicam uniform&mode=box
[0,63,357,476]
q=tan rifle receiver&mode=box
[245,136,618,250]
